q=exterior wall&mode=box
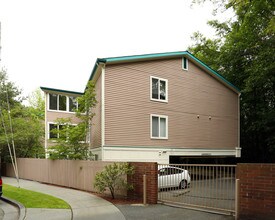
[44,91,82,149]
[90,73,102,149]
[104,58,238,156]
[236,163,275,220]
[103,146,237,163]
[46,111,81,125]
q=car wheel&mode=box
[179,180,187,189]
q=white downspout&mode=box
[236,93,241,157]
[101,64,105,160]
[44,92,48,158]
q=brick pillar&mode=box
[128,162,158,204]
[236,163,275,220]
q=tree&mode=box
[47,118,92,160]
[94,163,134,199]
[0,69,45,161]
[27,88,45,120]
[189,0,275,162]
[0,69,21,109]
[48,81,97,160]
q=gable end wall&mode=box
[104,58,238,150]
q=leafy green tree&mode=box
[48,81,97,160]
[48,118,92,160]
[189,0,275,162]
[0,69,45,161]
[0,69,21,109]
[94,163,134,199]
[27,88,45,120]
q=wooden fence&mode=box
[3,158,158,203]
[4,158,125,196]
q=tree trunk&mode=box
[110,187,115,199]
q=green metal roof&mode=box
[97,51,189,63]
[40,86,84,95]
[89,51,240,93]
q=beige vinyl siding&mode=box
[90,74,102,148]
[47,111,82,124]
[104,58,238,149]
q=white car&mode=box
[158,166,191,189]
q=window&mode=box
[48,123,76,140]
[49,123,57,139]
[159,168,182,176]
[59,95,66,111]
[49,94,58,110]
[69,96,77,112]
[150,76,168,102]
[182,57,188,70]
[151,114,168,139]
[48,93,78,112]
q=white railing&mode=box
[158,164,236,215]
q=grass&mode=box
[3,184,71,209]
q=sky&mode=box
[0,0,232,98]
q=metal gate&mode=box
[158,164,236,215]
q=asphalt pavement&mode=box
[117,204,234,220]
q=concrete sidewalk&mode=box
[0,198,19,220]
[3,177,125,220]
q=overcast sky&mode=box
[0,0,232,98]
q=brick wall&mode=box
[237,163,275,220]
[128,162,158,204]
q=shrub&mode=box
[94,162,134,199]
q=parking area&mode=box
[159,178,235,212]
[158,164,236,215]
[116,204,234,220]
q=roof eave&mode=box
[40,86,84,95]
[103,51,189,64]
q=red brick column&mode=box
[128,162,158,204]
[236,163,275,220]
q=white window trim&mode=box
[150,114,168,139]
[47,122,77,140]
[48,122,58,140]
[48,122,89,143]
[150,76,168,103]
[182,57,188,70]
[47,93,78,113]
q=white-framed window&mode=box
[68,96,78,112]
[48,122,76,139]
[182,57,188,70]
[150,76,168,102]
[48,93,78,112]
[49,123,58,139]
[150,114,168,139]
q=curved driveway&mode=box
[3,177,125,220]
